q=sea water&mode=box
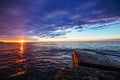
[0,42,120,80]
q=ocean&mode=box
[0,42,120,80]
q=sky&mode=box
[0,0,120,42]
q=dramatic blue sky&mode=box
[0,0,120,42]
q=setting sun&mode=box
[19,40,25,43]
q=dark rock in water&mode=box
[55,66,120,80]
[0,42,5,44]
[72,50,120,71]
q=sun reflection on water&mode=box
[19,43,24,57]
[10,42,27,77]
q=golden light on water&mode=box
[19,42,24,56]
[10,40,27,77]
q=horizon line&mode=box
[1,39,120,43]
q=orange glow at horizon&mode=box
[0,38,119,42]
[0,39,30,42]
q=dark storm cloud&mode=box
[0,0,120,39]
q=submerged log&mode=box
[72,50,120,71]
